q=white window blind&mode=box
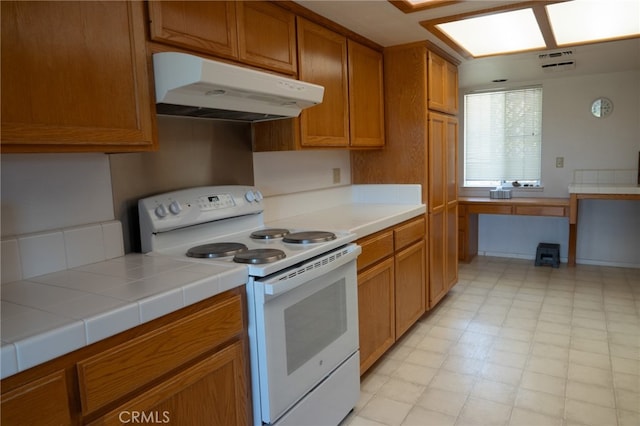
[464,86,543,185]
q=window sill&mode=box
[460,186,545,197]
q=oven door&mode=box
[251,244,360,424]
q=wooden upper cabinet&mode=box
[237,2,297,75]
[348,40,385,148]
[148,1,239,60]
[297,18,350,147]
[0,1,156,153]
[428,51,458,115]
[148,1,297,75]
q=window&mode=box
[463,86,543,187]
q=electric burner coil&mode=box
[186,242,248,258]
[233,248,286,264]
[283,231,337,244]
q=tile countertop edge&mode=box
[1,257,247,380]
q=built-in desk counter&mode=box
[568,184,640,266]
[458,197,570,263]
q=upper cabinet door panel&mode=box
[348,40,385,148]
[148,1,238,59]
[297,18,349,147]
[237,2,297,75]
[445,61,459,114]
[427,51,458,115]
[1,1,155,153]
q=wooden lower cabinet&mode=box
[1,370,72,426]
[395,240,426,338]
[0,288,251,426]
[429,209,447,307]
[357,216,426,375]
[357,257,395,375]
[90,341,249,426]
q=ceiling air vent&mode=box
[539,50,576,73]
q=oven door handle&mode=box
[258,244,361,296]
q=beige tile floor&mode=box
[343,256,640,426]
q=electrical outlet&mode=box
[332,168,341,184]
[556,157,564,168]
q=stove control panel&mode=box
[139,186,264,235]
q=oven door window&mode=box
[284,278,347,374]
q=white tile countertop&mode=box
[1,254,247,379]
[267,203,426,238]
[264,184,426,238]
[1,184,425,379]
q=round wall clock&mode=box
[591,97,613,118]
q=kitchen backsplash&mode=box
[253,149,351,197]
[572,168,638,185]
[1,221,124,284]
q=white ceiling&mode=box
[294,0,640,89]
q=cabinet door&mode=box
[427,51,458,114]
[446,116,459,203]
[90,341,250,426]
[237,2,297,75]
[1,371,72,426]
[348,40,385,148]
[1,1,155,153]
[446,203,458,291]
[395,240,426,338]
[357,258,395,375]
[429,210,447,308]
[428,112,447,213]
[297,18,349,147]
[148,1,238,60]
[445,61,459,114]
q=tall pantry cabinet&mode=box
[351,41,459,309]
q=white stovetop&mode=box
[1,184,425,379]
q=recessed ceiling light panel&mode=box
[546,0,640,45]
[436,8,546,57]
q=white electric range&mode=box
[139,185,361,426]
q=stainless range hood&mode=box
[153,52,324,122]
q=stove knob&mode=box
[245,191,256,203]
[254,190,263,201]
[154,204,168,218]
[169,200,182,215]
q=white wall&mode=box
[1,154,114,237]
[253,150,351,196]
[460,70,640,267]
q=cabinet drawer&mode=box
[467,205,512,215]
[77,292,244,415]
[1,370,71,425]
[394,217,425,250]
[357,231,393,272]
[514,205,567,217]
